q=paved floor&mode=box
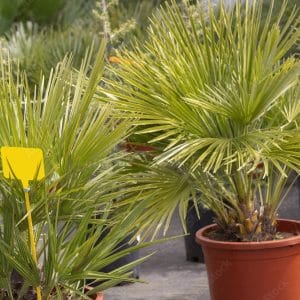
[105,180,300,300]
[105,213,210,300]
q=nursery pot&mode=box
[99,233,139,285]
[87,291,104,300]
[86,232,139,287]
[184,202,215,263]
[96,293,104,300]
[94,293,104,300]
[196,219,300,300]
[85,287,104,300]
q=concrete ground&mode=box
[105,180,300,300]
[105,212,210,300]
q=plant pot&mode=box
[86,233,139,287]
[100,234,140,285]
[7,275,104,300]
[196,219,300,300]
[85,286,104,300]
[94,292,104,300]
[87,291,104,300]
[120,141,157,153]
[184,202,215,263]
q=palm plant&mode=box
[0,42,153,299]
[102,0,300,242]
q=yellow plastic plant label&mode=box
[1,146,45,187]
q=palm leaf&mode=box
[101,0,300,240]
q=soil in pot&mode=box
[196,219,300,300]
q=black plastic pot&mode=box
[100,234,140,285]
[87,232,140,287]
[184,202,215,263]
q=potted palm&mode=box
[0,42,154,299]
[102,0,300,299]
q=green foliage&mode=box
[103,0,300,241]
[0,43,154,298]
[1,21,100,85]
[263,0,299,57]
[104,0,165,47]
[0,0,23,34]
[0,0,96,34]
[0,0,165,38]
[0,0,167,85]
[19,0,65,24]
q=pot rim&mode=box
[196,219,300,250]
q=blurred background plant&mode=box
[261,0,299,57]
[0,0,166,85]
[2,0,297,86]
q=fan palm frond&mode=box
[101,0,300,241]
[0,42,159,297]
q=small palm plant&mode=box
[0,43,152,299]
[102,0,300,242]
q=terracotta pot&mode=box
[196,219,300,300]
[94,292,104,300]
[84,286,104,300]
[121,142,157,153]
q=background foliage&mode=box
[0,0,167,85]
